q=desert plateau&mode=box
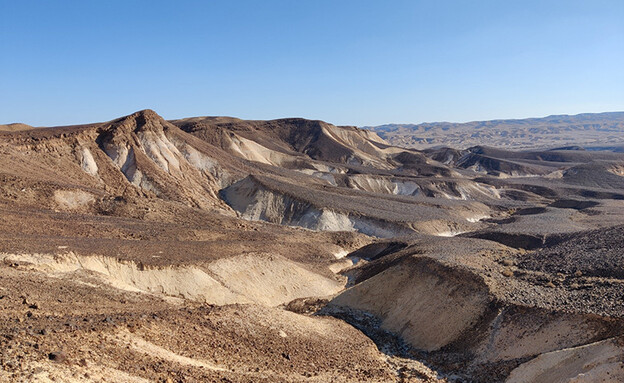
[0,109,622,382]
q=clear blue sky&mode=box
[1,0,623,126]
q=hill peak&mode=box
[106,109,170,134]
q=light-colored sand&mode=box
[331,258,491,351]
[112,329,228,371]
[79,147,99,177]
[1,253,248,305]
[53,190,95,210]
[608,163,624,177]
[506,337,624,383]
[226,132,295,166]
[474,308,617,364]
[1,252,343,306]
[207,254,345,306]
[137,131,182,173]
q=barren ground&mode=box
[1,110,623,382]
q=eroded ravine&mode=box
[0,252,344,307]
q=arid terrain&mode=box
[366,112,624,151]
[1,109,623,382]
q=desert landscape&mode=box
[365,112,624,151]
[0,109,623,382]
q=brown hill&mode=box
[0,122,37,132]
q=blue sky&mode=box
[1,0,623,126]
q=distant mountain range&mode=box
[363,111,624,150]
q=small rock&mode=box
[48,351,67,363]
[545,281,556,288]
[574,270,583,277]
[502,259,514,267]
[501,268,514,277]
